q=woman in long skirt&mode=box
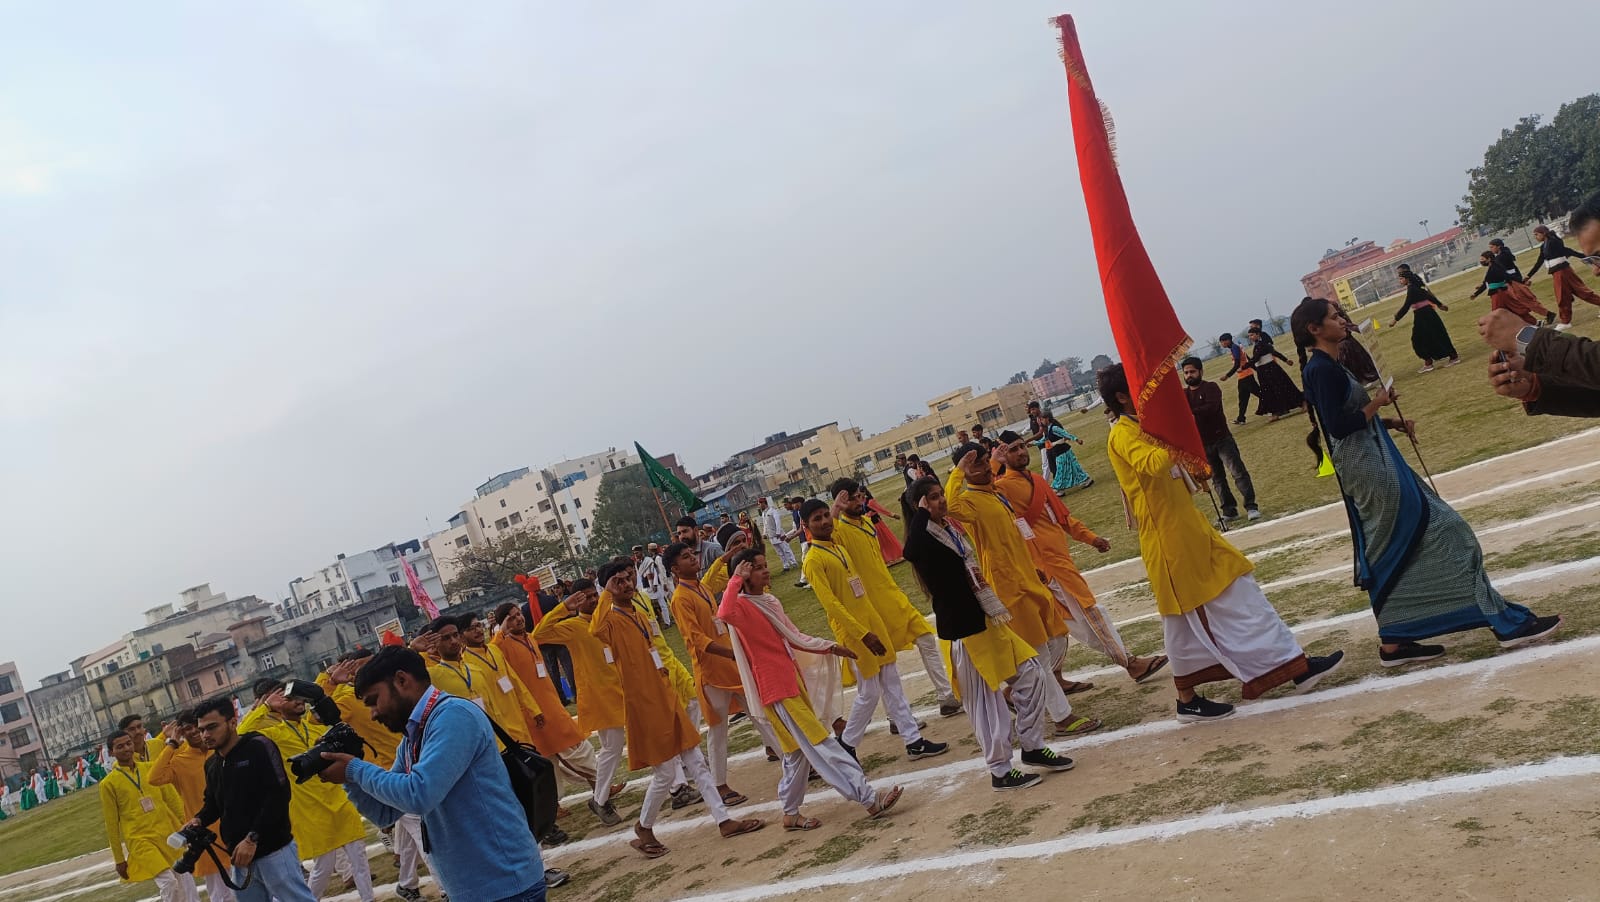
[862,491,905,564]
[1293,297,1561,664]
[1033,415,1093,492]
[1245,328,1304,421]
[1391,270,1459,372]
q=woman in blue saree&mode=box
[1290,297,1561,664]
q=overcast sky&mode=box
[4,0,1594,685]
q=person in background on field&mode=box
[786,497,812,588]
[1391,269,1460,373]
[1295,296,1563,662]
[675,516,723,576]
[994,431,1169,685]
[1217,333,1263,425]
[532,579,629,827]
[1028,401,1093,492]
[1181,357,1261,523]
[1527,224,1600,331]
[801,499,951,761]
[902,478,1077,792]
[828,477,960,717]
[150,712,236,902]
[635,544,674,626]
[591,561,766,858]
[943,443,1101,737]
[860,487,906,565]
[719,548,905,825]
[758,497,799,571]
[1099,363,1345,723]
[101,730,192,901]
[1244,324,1305,420]
[1471,239,1554,325]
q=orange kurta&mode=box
[493,630,586,753]
[148,741,229,878]
[669,579,743,726]
[532,602,626,734]
[591,590,700,769]
[995,468,1102,610]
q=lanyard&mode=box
[843,516,878,540]
[682,581,716,613]
[406,690,445,770]
[616,603,655,644]
[988,490,1015,514]
[439,660,473,690]
[509,634,538,656]
[942,524,968,558]
[118,765,142,793]
[283,718,310,748]
[465,648,500,673]
[814,542,852,573]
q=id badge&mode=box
[714,620,727,636]
[849,576,865,598]
[650,649,664,669]
[139,797,155,813]
[536,661,548,678]
[650,620,661,637]
[498,675,513,694]
[1014,517,1035,540]
[603,646,615,664]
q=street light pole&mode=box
[1419,219,1431,237]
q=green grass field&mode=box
[0,789,105,877]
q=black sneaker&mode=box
[838,739,858,763]
[669,784,699,810]
[542,826,569,847]
[1019,748,1075,772]
[587,798,621,826]
[795,579,811,589]
[729,712,749,724]
[1175,695,1235,723]
[396,887,423,902]
[939,701,963,718]
[1220,510,1239,522]
[1293,650,1345,693]
[1232,417,1247,426]
[905,738,949,760]
[888,719,927,736]
[1379,642,1445,667]
[1495,615,1562,649]
[544,868,570,889]
[1546,311,1557,326]
[991,768,1043,792]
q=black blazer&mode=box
[901,509,988,641]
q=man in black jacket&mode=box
[1480,310,1600,417]
[900,477,1074,792]
[189,696,316,902]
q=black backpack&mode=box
[485,716,561,844]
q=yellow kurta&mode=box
[943,468,1066,648]
[533,602,626,734]
[940,621,1038,698]
[801,540,896,679]
[237,703,271,734]
[253,715,368,860]
[464,644,543,746]
[762,694,832,755]
[702,555,732,597]
[493,631,586,753]
[1105,416,1252,615]
[590,591,701,769]
[99,762,185,881]
[149,742,229,877]
[315,674,400,770]
[995,468,1102,611]
[835,511,934,650]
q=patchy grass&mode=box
[859,752,898,775]
[749,839,801,863]
[1462,486,1600,527]
[1484,529,1600,573]
[1197,742,1267,765]
[776,831,878,878]
[0,790,105,877]
[592,862,677,902]
[952,802,1050,847]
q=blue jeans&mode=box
[495,878,549,902]
[232,840,317,902]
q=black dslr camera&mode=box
[281,680,366,783]
[170,823,217,875]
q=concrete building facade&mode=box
[0,661,46,785]
[287,542,443,620]
[27,672,98,761]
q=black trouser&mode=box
[543,645,576,703]
[1235,376,1262,421]
[1205,436,1257,517]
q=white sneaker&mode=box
[1246,508,1262,521]
[1556,322,1574,332]
[1417,365,1434,374]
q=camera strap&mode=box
[405,689,446,855]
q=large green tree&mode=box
[1458,95,1600,231]
[443,527,575,601]
[585,463,683,561]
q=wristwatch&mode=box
[1516,325,1540,358]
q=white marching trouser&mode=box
[1163,574,1303,690]
[911,633,957,705]
[773,704,875,815]
[842,662,921,747]
[771,537,799,569]
[639,747,729,829]
[1033,641,1073,723]
[553,739,599,792]
[394,812,425,892]
[593,727,627,805]
[203,871,238,902]
[1048,580,1132,669]
[704,685,780,784]
[954,640,1048,777]
[152,869,200,902]
[308,840,373,902]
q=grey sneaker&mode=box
[587,797,621,826]
[395,887,422,902]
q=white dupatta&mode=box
[726,590,843,735]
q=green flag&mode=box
[635,442,705,512]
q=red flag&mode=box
[400,552,441,619]
[1054,15,1209,477]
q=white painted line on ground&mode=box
[546,631,1600,862]
[679,754,1600,901]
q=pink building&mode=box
[1030,365,1075,400]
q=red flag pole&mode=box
[1053,15,1210,479]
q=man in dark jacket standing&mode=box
[1481,310,1600,417]
[900,477,1074,792]
[1181,356,1260,522]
